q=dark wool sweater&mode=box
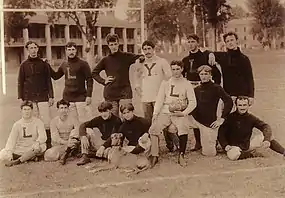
[92,51,142,100]
[214,48,254,97]
[18,56,54,102]
[218,111,272,151]
[182,50,221,84]
[193,81,233,127]
[79,114,122,140]
[50,56,93,102]
[103,115,151,148]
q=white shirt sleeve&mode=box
[50,118,66,145]
[36,119,47,145]
[182,81,197,116]
[153,80,166,115]
[161,59,172,80]
[5,122,20,153]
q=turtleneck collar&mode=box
[201,80,213,85]
[28,56,40,61]
[68,56,79,62]
[227,47,241,55]
[109,50,122,56]
[189,49,202,55]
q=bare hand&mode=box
[210,118,225,129]
[134,87,142,97]
[96,146,106,158]
[261,140,270,149]
[225,145,232,152]
[105,76,115,85]
[208,53,216,66]
[171,111,185,117]
[248,97,254,106]
[48,98,54,107]
[81,136,89,149]
[152,114,158,123]
[86,97,92,106]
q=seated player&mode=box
[77,101,122,166]
[218,96,285,160]
[0,101,47,167]
[192,65,233,156]
[101,103,151,155]
[44,99,80,165]
[149,60,197,168]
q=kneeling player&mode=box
[0,101,47,167]
[149,60,197,167]
[218,96,285,160]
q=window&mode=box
[55,47,62,59]
[244,27,246,32]
[244,36,247,41]
[235,28,238,32]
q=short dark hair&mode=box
[186,34,199,42]
[142,40,155,49]
[197,65,212,74]
[65,41,77,49]
[25,41,39,49]
[106,33,119,44]
[120,103,135,113]
[223,32,238,42]
[170,60,184,69]
[21,100,33,109]
[56,99,70,108]
[235,96,249,105]
[98,101,113,112]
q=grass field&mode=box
[1,50,285,198]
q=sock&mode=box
[46,129,52,149]
[270,139,285,155]
[179,134,188,155]
[193,129,201,148]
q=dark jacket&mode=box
[193,81,233,127]
[92,51,142,101]
[103,115,151,148]
[218,111,272,151]
[214,48,254,97]
[182,50,221,84]
[79,114,122,140]
[50,57,93,102]
[18,56,54,102]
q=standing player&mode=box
[0,101,47,167]
[149,61,197,167]
[92,34,144,117]
[134,40,179,152]
[50,42,93,123]
[213,32,255,106]
[181,34,221,152]
[18,41,54,149]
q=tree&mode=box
[231,5,249,19]
[4,0,38,44]
[248,0,285,48]
[43,0,114,65]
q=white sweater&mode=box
[5,117,47,155]
[153,77,197,115]
[135,56,172,102]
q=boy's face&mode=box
[171,64,183,78]
[199,70,212,83]
[225,35,238,50]
[236,99,249,114]
[122,109,134,121]
[66,46,77,59]
[100,110,112,120]
[142,45,154,59]
[27,43,39,58]
[108,41,119,54]
[187,38,199,52]
[22,106,33,119]
[58,104,69,117]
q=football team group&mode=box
[1,31,285,171]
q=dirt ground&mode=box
[1,50,285,198]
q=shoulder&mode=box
[182,56,188,62]
[51,116,60,124]
[34,117,44,125]
[13,119,23,128]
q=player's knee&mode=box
[168,124,178,134]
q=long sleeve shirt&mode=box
[214,48,254,97]
[193,81,233,127]
[92,51,142,100]
[218,111,272,151]
[79,114,122,141]
[18,56,54,102]
[5,118,47,155]
[103,116,150,148]
[134,55,172,103]
[50,56,93,102]
[50,115,79,145]
[153,77,197,116]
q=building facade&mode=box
[4,12,143,68]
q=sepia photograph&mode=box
[0,0,285,197]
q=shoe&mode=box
[77,154,91,166]
[178,154,187,167]
[190,145,202,152]
[5,159,21,167]
[150,156,158,168]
